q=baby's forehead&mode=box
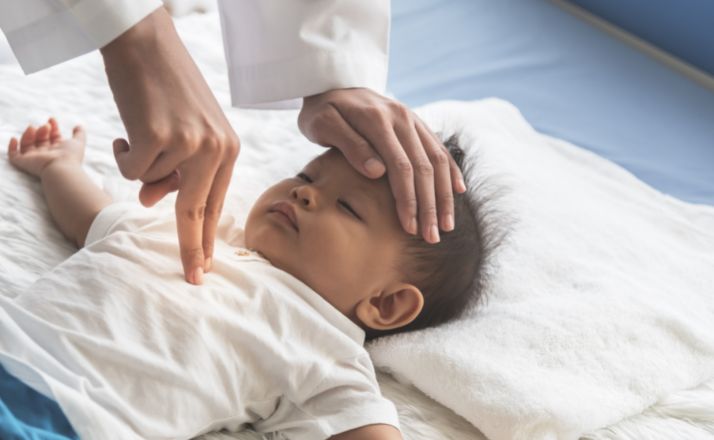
[304,149,394,209]
[305,149,376,187]
[305,148,342,168]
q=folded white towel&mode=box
[367,99,714,440]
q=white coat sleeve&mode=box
[0,0,162,74]
[217,0,390,109]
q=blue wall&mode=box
[568,0,714,75]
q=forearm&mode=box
[40,162,112,248]
[100,7,175,66]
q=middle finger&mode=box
[395,120,440,243]
[416,121,455,232]
[175,155,220,285]
[201,158,236,272]
[359,122,418,236]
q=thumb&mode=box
[72,125,86,144]
[113,137,149,180]
[139,170,181,207]
[112,138,134,179]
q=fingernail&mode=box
[444,214,454,231]
[192,267,203,285]
[407,217,418,235]
[458,178,467,193]
[204,257,212,272]
[364,158,385,177]
[429,224,440,243]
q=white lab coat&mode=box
[0,0,389,108]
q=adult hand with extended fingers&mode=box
[298,87,467,244]
[100,8,239,285]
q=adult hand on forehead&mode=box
[101,8,239,285]
[298,88,467,244]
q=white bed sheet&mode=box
[1,12,713,440]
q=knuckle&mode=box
[201,134,223,154]
[364,105,388,123]
[182,246,204,264]
[175,129,199,149]
[297,110,309,131]
[179,204,206,221]
[201,135,222,158]
[421,204,438,218]
[316,109,337,126]
[394,159,413,176]
[306,110,335,135]
[226,134,240,158]
[388,101,411,119]
[439,191,455,205]
[414,161,434,177]
[147,128,170,147]
[401,197,418,213]
[352,137,372,153]
[225,144,239,163]
[204,203,222,221]
[430,150,450,167]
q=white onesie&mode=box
[0,202,400,440]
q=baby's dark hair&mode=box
[365,134,503,342]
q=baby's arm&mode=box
[7,118,112,247]
[330,424,403,440]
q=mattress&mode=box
[387,0,714,206]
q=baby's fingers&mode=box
[72,125,86,144]
[49,118,62,143]
[36,123,51,147]
[20,126,36,152]
[7,137,18,157]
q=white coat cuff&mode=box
[227,51,389,109]
[3,0,162,74]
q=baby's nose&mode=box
[291,185,315,207]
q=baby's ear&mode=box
[355,283,424,331]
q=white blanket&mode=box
[2,11,714,440]
[367,100,714,440]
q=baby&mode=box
[2,118,487,440]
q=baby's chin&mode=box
[244,222,288,270]
[243,224,264,257]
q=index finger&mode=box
[361,124,419,236]
[202,159,236,273]
[175,158,220,285]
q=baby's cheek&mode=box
[302,238,350,285]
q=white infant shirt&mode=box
[0,202,400,440]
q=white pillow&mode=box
[367,99,714,440]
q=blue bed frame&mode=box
[387,0,714,206]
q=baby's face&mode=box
[245,149,407,321]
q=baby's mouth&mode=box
[268,201,299,232]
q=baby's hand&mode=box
[7,117,86,177]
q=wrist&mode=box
[100,7,174,64]
[40,158,83,181]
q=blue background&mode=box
[387,0,714,206]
